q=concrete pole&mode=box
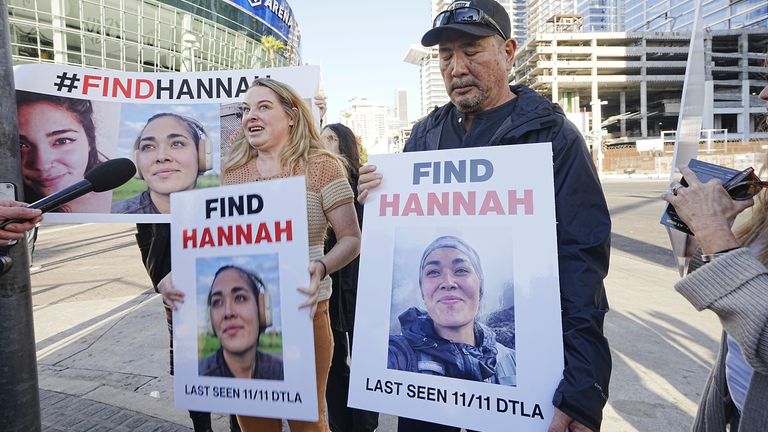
[51,0,68,64]
[620,91,626,137]
[551,38,559,103]
[0,0,41,430]
[739,32,750,143]
[641,36,648,138]
[591,53,603,176]
[590,37,604,176]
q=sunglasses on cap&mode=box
[433,6,507,40]
[723,167,768,201]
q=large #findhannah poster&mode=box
[12,64,320,223]
[348,144,564,432]
[170,177,317,420]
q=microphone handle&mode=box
[0,180,94,230]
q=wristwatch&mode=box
[701,248,738,263]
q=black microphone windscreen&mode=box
[85,158,137,193]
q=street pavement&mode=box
[25,179,724,431]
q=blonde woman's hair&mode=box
[735,153,768,265]
[223,78,338,175]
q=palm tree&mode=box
[260,35,286,68]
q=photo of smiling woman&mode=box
[112,113,211,214]
[388,235,517,387]
[16,91,111,213]
[199,265,284,380]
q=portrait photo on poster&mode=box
[111,103,221,214]
[16,90,120,213]
[388,226,517,387]
[195,254,284,381]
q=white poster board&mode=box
[170,177,317,420]
[13,64,320,223]
[349,144,564,431]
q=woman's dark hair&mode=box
[16,91,103,205]
[134,113,206,151]
[324,123,361,177]
[16,91,101,172]
[207,265,264,307]
[207,265,269,336]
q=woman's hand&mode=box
[663,167,753,253]
[357,164,383,204]
[298,260,325,318]
[0,200,42,243]
[157,272,185,311]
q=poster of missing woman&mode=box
[348,144,564,431]
[12,63,320,223]
[170,177,318,420]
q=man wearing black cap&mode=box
[359,0,611,431]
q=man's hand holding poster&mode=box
[170,177,318,420]
[13,64,320,223]
[349,144,564,431]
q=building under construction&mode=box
[513,25,768,146]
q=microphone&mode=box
[28,158,136,213]
[0,158,136,229]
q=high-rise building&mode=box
[507,0,529,45]
[340,97,412,154]
[528,0,625,34]
[625,0,767,32]
[394,88,409,122]
[514,29,768,142]
[340,98,390,154]
[577,0,625,32]
[527,0,577,34]
[7,0,302,71]
[404,44,450,118]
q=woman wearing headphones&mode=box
[126,113,233,431]
[199,265,283,380]
[112,113,210,214]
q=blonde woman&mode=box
[161,78,361,431]
[662,80,768,430]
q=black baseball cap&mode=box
[422,0,511,47]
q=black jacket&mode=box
[324,173,364,332]
[405,85,611,431]
[388,307,517,386]
[113,190,160,214]
[135,223,171,289]
[198,347,284,380]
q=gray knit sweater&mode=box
[676,248,768,431]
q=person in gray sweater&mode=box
[663,80,768,431]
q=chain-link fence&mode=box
[220,102,241,159]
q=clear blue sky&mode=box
[288,1,432,123]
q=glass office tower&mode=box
[7,0,302,71]
[625,0,767,32]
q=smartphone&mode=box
[0,182,16,201]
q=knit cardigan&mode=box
[223,154,353,302]
[676,248,768,431]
